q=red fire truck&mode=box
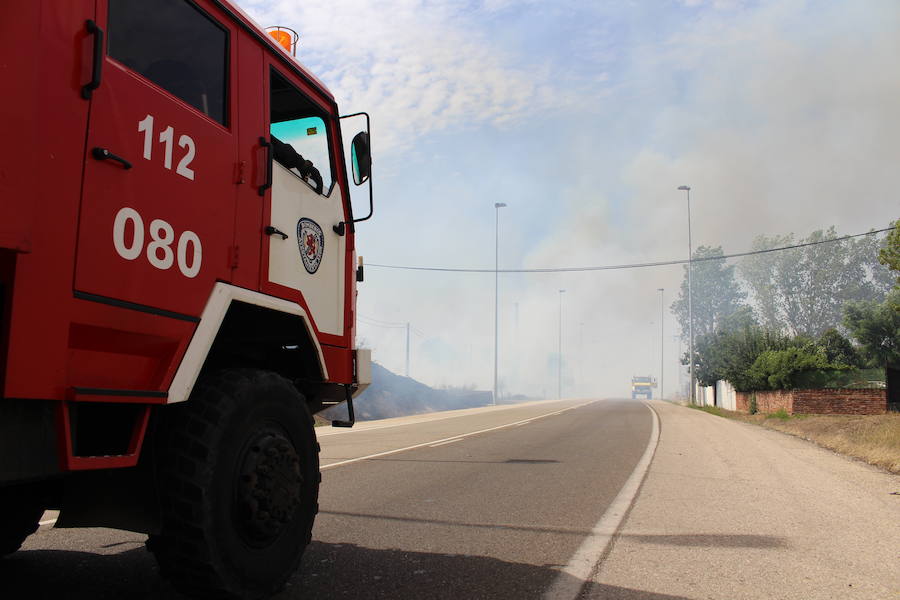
[0,1,372,597]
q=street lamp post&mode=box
[657,288,664,401]
[677,185,694,404]
[493,202,507,406]
[558,289,566,399]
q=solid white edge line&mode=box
[321,399,599,471]
[542,401,660,600]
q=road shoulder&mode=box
[590,400,900,600]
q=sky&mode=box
[242,0,900,399]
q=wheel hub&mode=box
[235,430,303,546]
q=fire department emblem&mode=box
[297,218,324,274]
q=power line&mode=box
[358,315,406,328]
[358,315,425,336]
[364,226,892,274]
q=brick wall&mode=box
[734,388,887,415]
[792,388,887,415]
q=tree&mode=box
[715,325,793,391]
[818,328,863,368]
[739,227,890,337]
[843,289,900,368]
[856,229,895,298]
[688,307,757,387]
[691,333,723,388]
[736,233,791,332]
[878,219,900,288]
[671,246,746,343]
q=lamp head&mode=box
[495,202,507,208]
[677,185,690,191]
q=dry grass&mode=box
[691,405,900,474]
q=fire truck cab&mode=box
[0,1,371,597]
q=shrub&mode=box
[749,393,758,415]
[793,367,885,389]
[747,345,836,390]
[717,326,794,391]
[770,408,790,420]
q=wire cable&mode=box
[358,315,407,328]
[364,226,892,274]
[358,315,425,337]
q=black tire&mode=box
[0,484,45,557]
[147,369,320,599]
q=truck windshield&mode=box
[269,70,334,194]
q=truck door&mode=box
[75,0,237,317]
[261,67,348,340]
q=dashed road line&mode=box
[321,399,600,471]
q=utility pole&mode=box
[678,185,694,404]
[658,288,664,401]
[578,322,584,398]
[493,202,507,406]
[558,289,565,399]
[405,322,410,377]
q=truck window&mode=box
[107,0,228,125]
[269,70,334,195]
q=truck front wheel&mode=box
[147,369,320,599]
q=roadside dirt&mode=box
[692,405,900,474]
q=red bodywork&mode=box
[0,1,357,474]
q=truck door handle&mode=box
[258,137,273,196]
[264,226,288,240]
[92,147,132,170]
[82,20,105,99]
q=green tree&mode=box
[688,306,757,387]
[717,326,791,391]
[671,246,746,343]
[843,289,900,368]
[858,229,895,298]
[739,227,890,337]
[691,333,723,388]
[878,219,900,289]
[818,328,863,368]
[736,233,791,331]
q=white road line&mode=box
[429,438,463,448]
[316,399,579,437]
[543,401,660,600]
[321,399,600,471]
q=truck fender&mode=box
[167,282,327,404]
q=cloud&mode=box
[242,0,586,153]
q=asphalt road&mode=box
[2,399,655,599]
[3,398,898,599]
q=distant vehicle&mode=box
[631,376,657,399]
[1,1,373,598]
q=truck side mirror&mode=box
[340,112,373,224]
[351,131,371,185]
